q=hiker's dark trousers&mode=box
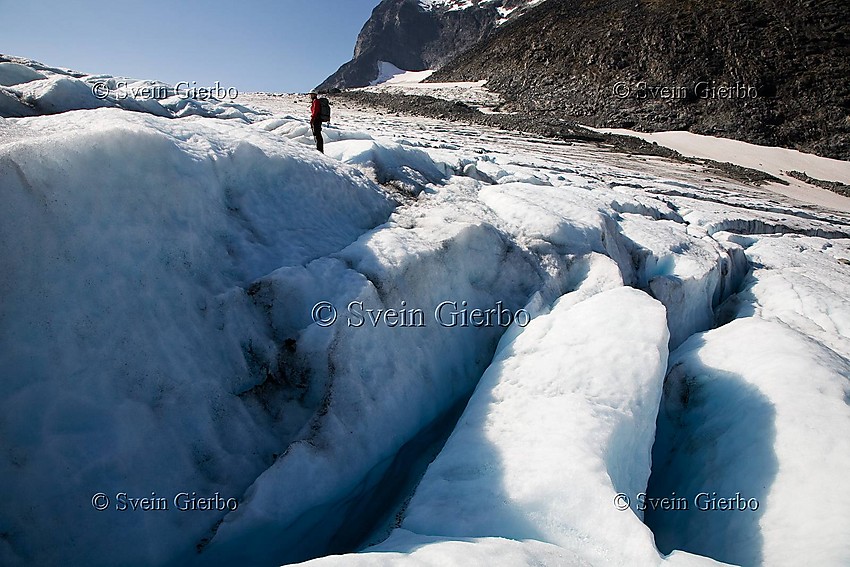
[311,119,324,153]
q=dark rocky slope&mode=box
[318,0,543,91]
[430,0,850,160]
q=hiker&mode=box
[309,92,324,153]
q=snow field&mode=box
[595,128,850,189]
[370,62,435,86]
[360,68,503,112]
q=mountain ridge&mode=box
[428,0,850,160]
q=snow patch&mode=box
[418,0,546,20]
[595,127,850,212]
[370,62,435,86]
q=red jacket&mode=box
[311,98,321,122]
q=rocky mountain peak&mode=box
[317,0,546,91]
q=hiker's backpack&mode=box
[319,97,331,122]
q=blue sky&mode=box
[0,0,381,93]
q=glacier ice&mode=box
[648,234,850,566]
[2,58,850,567]
[0,107,393,566]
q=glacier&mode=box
[2,58,850,567]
